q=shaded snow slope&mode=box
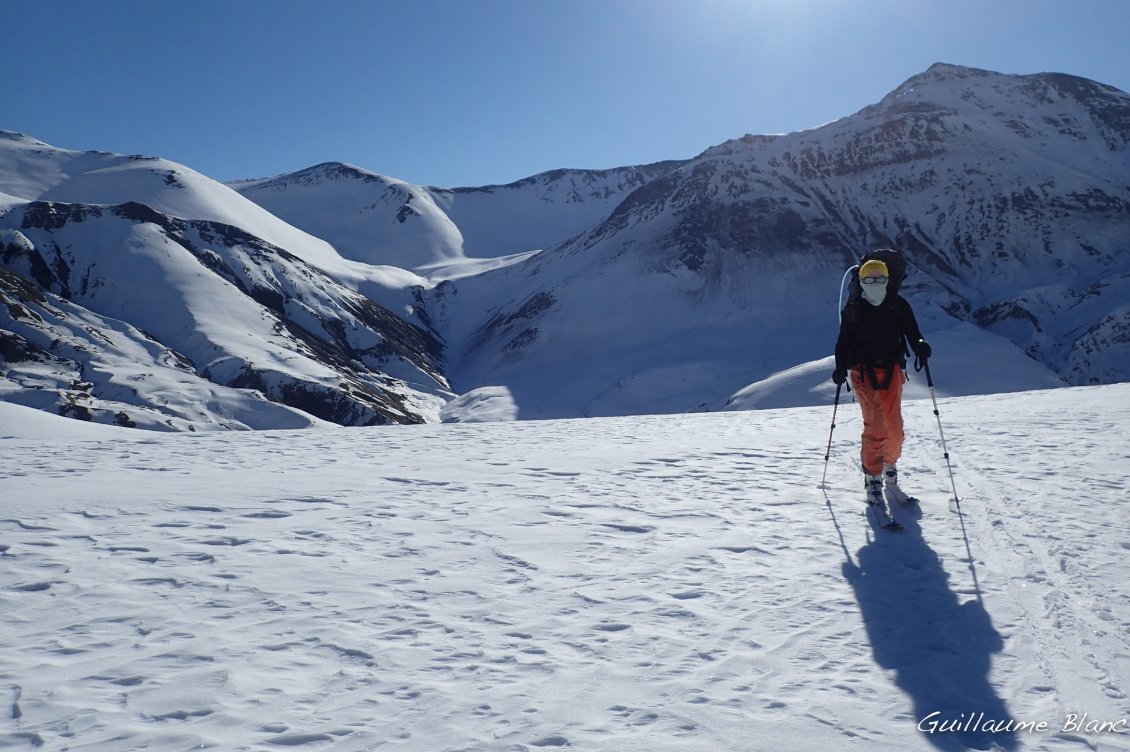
[2,384,1128,750]
[428,162,687,258]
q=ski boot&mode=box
[866,473,901,530]
[883,463,918,505]
[865,473,886,507]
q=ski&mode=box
[884,487,919,507]
[866,505,903,531]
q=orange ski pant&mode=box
[851,364,904,476]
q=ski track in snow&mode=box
[1,386,1129,751]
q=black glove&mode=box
[913,339,932,359]
[832,368,848,385]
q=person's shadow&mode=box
[841,505,1019,751]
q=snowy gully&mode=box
[918,711,1128,736]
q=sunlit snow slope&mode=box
[2,385,1129,750]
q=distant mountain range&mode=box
[2,63,1128,429]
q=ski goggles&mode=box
[861,276,888,285]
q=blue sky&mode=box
[4,0,1128,187]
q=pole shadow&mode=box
[840,505,1019,751]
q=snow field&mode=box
[1,384,1129,751]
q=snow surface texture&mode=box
[3,385,1129,751]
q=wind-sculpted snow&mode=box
[2,385,1129,749]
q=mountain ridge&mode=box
[2,62,1128,428]
[416,63,1128,417]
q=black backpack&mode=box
[838,248,909,313]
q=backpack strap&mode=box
[860,364,898,391]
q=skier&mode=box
[832,258,931,517]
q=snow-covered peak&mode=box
[3,64,1129,429]
[232,162,466,269]
[234,159,687,267]
[871,63,1130,147]
[427,64,1129,418]
[0,133,353,273]
[0,130,52,148]
[697,63,1130,170]
[230,161,386,191]
[892,61,997,90]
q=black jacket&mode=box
[835,294,924,376]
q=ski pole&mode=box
[820,382,842,489]
[922,359,961,509]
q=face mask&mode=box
[861,277,888,306]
